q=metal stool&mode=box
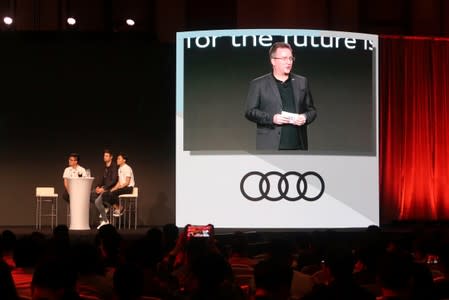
[35,187,58,230]
[111,187,138,229]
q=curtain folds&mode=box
[380,36,449,221]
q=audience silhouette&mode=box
[0,224,448,299]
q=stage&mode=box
[1,221,447,246]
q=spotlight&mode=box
[125,19,135,26]
[67,17,76,26]
[3,16,13,25]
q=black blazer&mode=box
[245,73,317,150]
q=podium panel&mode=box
[67,177,94,230]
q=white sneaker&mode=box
[97,220,109,229]
[113,206,125,217]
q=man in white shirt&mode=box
[99,153,135,227]
[62,153,87,203]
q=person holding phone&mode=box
[62,152,87,203]
[245,42,317,150]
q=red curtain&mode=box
[380,36,449,221]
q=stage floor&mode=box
[1,221,445,242]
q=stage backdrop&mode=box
[0,33,175,227]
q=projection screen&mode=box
[176,29,379,229]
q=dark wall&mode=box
[0,32,175,226]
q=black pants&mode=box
[62,190,70,203]
[102,186,133,206]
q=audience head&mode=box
[130,227,164,268]
[267,238,294,264]
[185,236,215,265]
[254,238,294,300]
[0,259,18,299]
[1,229,16,253]
[113,263,144,300]
[162,223,179,253]
[95,224,122,266]
[230,231,250,257]
[14,236,43,268]
[71,242,105,276]
[323,247,355,281]
[378,251,413,293]
[191,252,233,289]
[146,226,163,244]
[52,225,69,242]
[366,224,381,232]
[256,254,293,300]
[31,259,78,300]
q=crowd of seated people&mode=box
[1,224,449,299]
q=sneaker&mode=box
[97,220,109,229]
[113,206,125,217]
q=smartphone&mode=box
[186,224,213,239]
[426,254,439,264]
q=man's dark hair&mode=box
[117,153,128,162]
[269,42,293,59]
[104,149,113,156]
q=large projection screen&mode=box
[176,29,379,229]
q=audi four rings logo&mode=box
[240,171,325,202]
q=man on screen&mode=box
[245,42,317,150]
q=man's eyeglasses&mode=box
[272,56,295,62]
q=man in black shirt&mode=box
[245,42,317,150]
[93,149,118,229]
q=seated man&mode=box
[101,153,135,224]
[62,153,87,203]
[93,149,118,229]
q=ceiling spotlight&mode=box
[125,19,135,26]
[3,16,13,25]
[67,17,76,26]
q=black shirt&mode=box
[98,162,118,191]
[274,75,300,150]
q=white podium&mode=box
[67,177,94,230]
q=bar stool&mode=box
[111,187,138,229]
[35,187,58,230]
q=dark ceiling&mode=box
[0,0,448,42]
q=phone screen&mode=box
[186,225,212,239]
